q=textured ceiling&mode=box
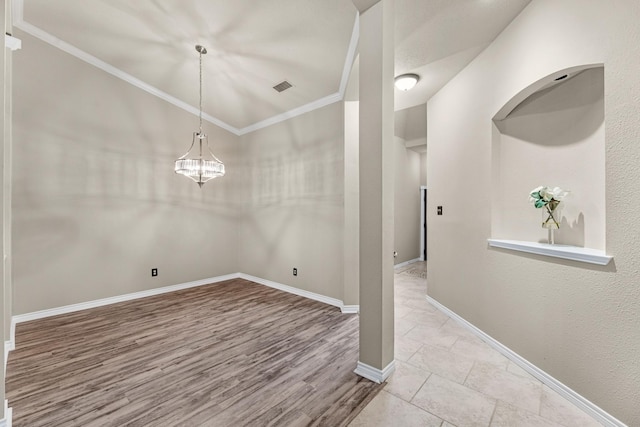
[14,0,532,135]
[17,0,358,133]
[393,0,532,111]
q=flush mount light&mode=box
[394,73,420,91]
[174,45,225,187]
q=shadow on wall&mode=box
[556,212,585,247]
[494,67,604,145]
[243,139,343,209]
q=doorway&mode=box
[420,186,427,261]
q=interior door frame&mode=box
[420,186,427,261]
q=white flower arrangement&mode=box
[529,186,569,230]
[529,186,569,209]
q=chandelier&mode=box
[174,45,225,187]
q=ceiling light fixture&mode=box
[175,45,225,187]
[394,73,420,91]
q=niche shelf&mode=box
[487,239,612,266]
[490,64,607,261]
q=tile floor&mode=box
[349,261,603,427]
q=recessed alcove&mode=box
[490,64,609,262]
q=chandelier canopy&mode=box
[174,45,225,187]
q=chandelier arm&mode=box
[177,133,198,160]
[206,144,224,163]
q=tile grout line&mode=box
[461,360,477,386]
[486,399,499,427]
[401,374,451,426]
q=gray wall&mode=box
[427,0,640,424]
[12,32,241,314]
[238,102,345,301]
[11,33,417,314]
[394,137,421,264]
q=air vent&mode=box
[273,80,293,93]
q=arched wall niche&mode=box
[490,64,605,251]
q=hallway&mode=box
[350,262,602,426]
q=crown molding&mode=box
[339,14,360,97]
[237,92,343,135]
[12,16,241,135]
[12,0,360,136]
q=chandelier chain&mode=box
[199,48,203,134]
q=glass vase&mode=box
[542,201,561,244]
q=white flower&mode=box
[547,186,569,201]
[539,187,554,202]
[529,185,569,208]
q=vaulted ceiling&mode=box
[13,0,531,136]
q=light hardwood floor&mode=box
[7,278,383,426]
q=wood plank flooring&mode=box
[7,278,383,426]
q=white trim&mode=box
[11,273,355,334]
[426,296,628,427]
[12,19,241,136]
[394,258,421,269]
[8,272,355,376]
[341,305,359,314]
[12,0,361,136]
[0,399,11,427]
[238,273,346,310]
[236,92,342,135]
[3,340,13,377]
[4,320,16,375]
[487,239,613,266]
[338,14,360,97]
[354,360,395,384]
[4,34,21,51]
[12,274,240,325]
[420,187,427,261]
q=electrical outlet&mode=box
[151,268,158,277]
[293,268,298,276]
[437,206,443,215]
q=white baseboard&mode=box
[7,274,244,374]
[394,258,421,269]
[0,399,12,427]
[12,273,241,325]
[3,340,13,377]
[5,273,357,380]
[238,273,348,310]
[4,320,16,376]
[341,305,359,314]
[354,360,395,384]
[426,296,627,427]
[9,273,356,352]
